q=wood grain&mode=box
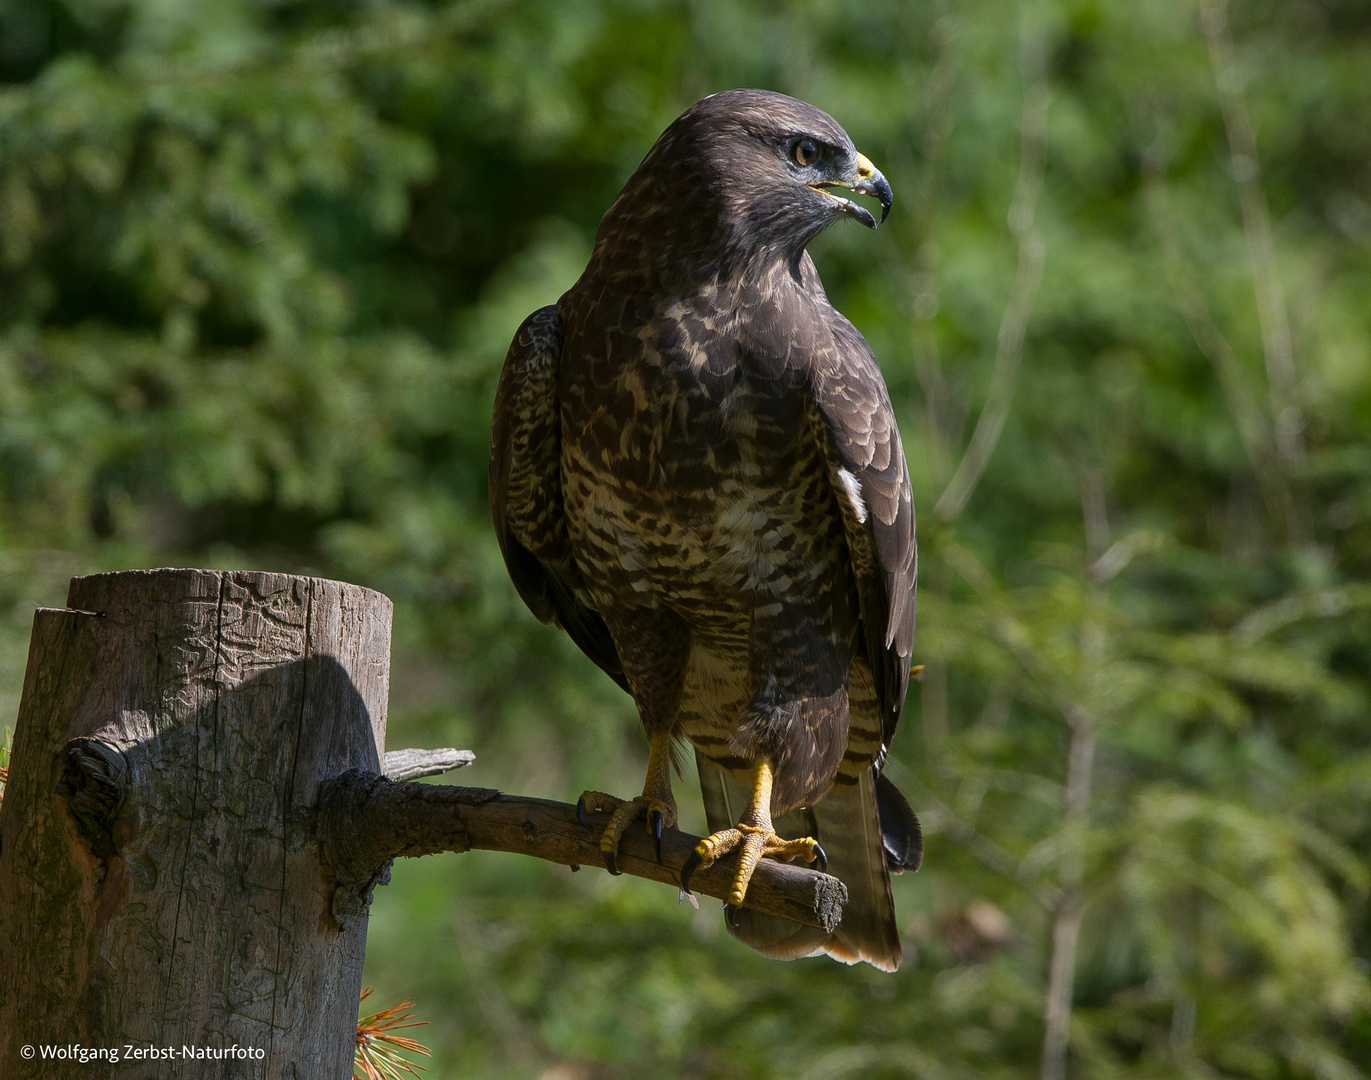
[0,570,391,1079]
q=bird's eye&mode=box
[793,138,819,167]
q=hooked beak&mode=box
[810,152,893,230]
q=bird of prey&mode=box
[490,88,921,970]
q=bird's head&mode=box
[605,89,893,279]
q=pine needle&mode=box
[354,987,431,1080]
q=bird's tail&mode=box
[695,752,920,972]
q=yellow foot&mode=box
[576,790,678,875]
[679,825,827,905]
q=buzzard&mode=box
[490,89,921,970]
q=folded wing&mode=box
[490,305,627,691]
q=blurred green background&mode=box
[3,0,1370,1077]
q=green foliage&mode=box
[2,0,1369,1076]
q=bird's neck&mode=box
[586,223,818,305]
[586,169,819,296]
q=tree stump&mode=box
[0,570,391,1078]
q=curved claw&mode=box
[602,849,622,876]
[811,841,828,874]
[649,808,664,862]
[679,848,702,895]
[575,796,589,830]
[723,902,741,929]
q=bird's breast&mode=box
[555,281,842,622]
[563,371,832,614]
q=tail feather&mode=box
[695,752,907,971]
[876,771,923,873]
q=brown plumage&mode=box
[490,89,920,970]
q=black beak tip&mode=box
[855,173,893,228]
[848,203,879,230]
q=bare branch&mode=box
[1199,0,1307,491]
[1090,529,1169,584]
[1144,176,1271,472]
[934,29,1049,522]
[903,13,965,490]
[1039,487,1106,1080]
[1039,704,1096,1080]
[383,747,475,781]
[1142,157,1305,537]
[1232,584,1371,644]
[318,771,847,931]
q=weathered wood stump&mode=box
[0,570,392,1078]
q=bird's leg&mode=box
[679,758,827,904]
[576,730,678,875]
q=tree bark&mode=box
[319,773,847,932]
[0,570,391,1079]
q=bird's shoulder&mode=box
[729,258,881,388]
[556,255,872,409]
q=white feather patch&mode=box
[836,468,868,523]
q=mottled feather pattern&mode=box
[558,255,880,811]
[490,305,628,690]
[811,312,917,757]
[490,89,918,969]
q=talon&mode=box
[649,808,664,861]
[602,849,622,876]
[680,848,702,894]
[576,796,589,829]
[812,842,828,874]
[723,902,741,929]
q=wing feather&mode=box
[806,313,917,755]
[490,306,628,691]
